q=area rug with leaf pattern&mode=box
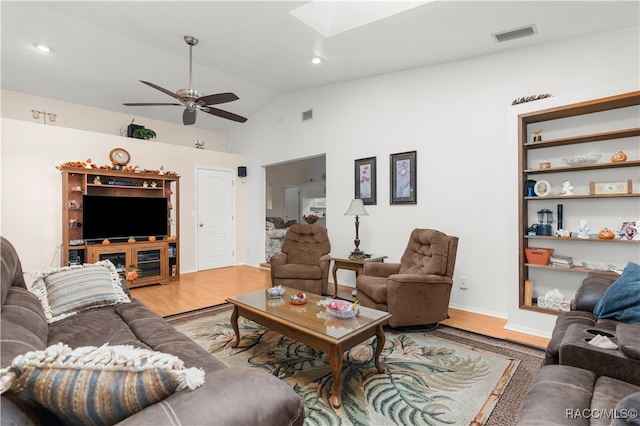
[167,306,543,426]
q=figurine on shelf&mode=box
[561,180,573,196]
[93,176,101,185]
[151,181,157,188]
[143,181,149,187]
[158,166,165,175]
[577,219,590,239]
[532,130,542,142]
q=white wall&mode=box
[229,27,640,337]
[1,118,246,275]
[1,89,228,151]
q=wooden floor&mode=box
[130,265,550,349]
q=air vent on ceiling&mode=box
[493,24,537,43]
[302,109,313,122]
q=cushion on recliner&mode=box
[273,264,322,280]
[617,323,640,360]
[398,229,450,276]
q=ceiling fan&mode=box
[123,36,247,125]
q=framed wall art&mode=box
[390,151,417,204]
[354,157,377,205]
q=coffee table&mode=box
[226,287,391,408]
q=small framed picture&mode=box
[390,151,417,204]
[621,221,638,240]
[354,157,377,205]
[534,180,550,197]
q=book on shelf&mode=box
[552,262,574,268]
[550,254,573,264]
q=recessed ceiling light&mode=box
[311,56,322,65]
[33,42,54,53]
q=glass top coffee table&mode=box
[226,287,391,408]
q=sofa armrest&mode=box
[617,323,640,360]
[559,323,640,386]
[388,274,453,285]
[361,262,400,278]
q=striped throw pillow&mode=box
[0,343,205,426]
[30,260,130,323]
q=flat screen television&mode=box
[82,195,168,242]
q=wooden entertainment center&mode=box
[60,166,180,288]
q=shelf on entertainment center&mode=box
[60,166,180,286]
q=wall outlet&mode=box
[459,276,468,289]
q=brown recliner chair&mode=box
[270,224,331,295]
[356,228,459,328]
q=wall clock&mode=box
[589,179,632,195]
[109,148,130,166]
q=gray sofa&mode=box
[516,272,640,425]
[1,237,305,425]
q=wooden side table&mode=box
[329,255,387,298]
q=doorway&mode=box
[196,167,235,270]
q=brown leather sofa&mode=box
[1,237,305,425]
[516,273,640,425]
[355,228,458,328]
[270,224,331,295]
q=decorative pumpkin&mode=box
[148,236,156,242]
[102,239,110,245]
[611,151,627,162]
[128,237,136,243]
[126,270,139,281]
[597,228,615,239]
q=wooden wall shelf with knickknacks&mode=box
[518,91,640,316]
[59,165,180,287]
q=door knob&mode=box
[199,223,204,227]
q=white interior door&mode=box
[196,168,235,270]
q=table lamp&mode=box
[344,198,369,256]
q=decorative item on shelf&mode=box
[535,208,553,236]
[70,184,82,192]
[128,236,136,243]
[290,292,307,305]
[148,236,156,242]
[109,148,130,166]
[143,181,148,187]
[577,219,590,239]
[102,239,110,245]
[581,262,618,273]
[562,153,601,166]
[597,228,616,239]
[589,180,632,195]
[151,181,157,188]
[93,176,101,185]
[537,289,569,311]
[611,151,627,163]
[555,229,571,238]
[31,109,57,125]
[303,214,319,224]
[267,285,285,299]
[125,267,141,283]
[511,93,552,105]
[68,200,79,209]
[621,221,640,240]
[539,161,551,169]
[524,179,537,197]
[524,247,554,265]
[533,180,550,197]
[531,130,542,142]
[132,127,156,141]
[166,189,173,196]
[560,180,573,196]
[84,158,94,169]
[344,198,369,256]
[158,167,165,175]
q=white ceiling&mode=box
[2,1,638,133]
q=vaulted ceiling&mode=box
[2,1,638,133]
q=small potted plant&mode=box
[132,127,157,140]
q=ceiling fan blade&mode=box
[139,80,181,100]
[183,109,197,125]
[123,103,182,106]
[196,92,239,106]
[201,107,247,123]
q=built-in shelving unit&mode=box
[518,91,640,315]
[60,167,180,288]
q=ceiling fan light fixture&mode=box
[311,56,322,65]
[33,42,54,53]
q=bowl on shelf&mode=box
[562,153,601,166]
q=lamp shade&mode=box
[344,198,369,216]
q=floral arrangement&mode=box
[56,159,178,176]
[303,214,320,224]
